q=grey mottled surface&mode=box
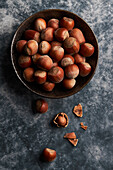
[0,0,113,170]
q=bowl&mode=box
[11,9,99,98]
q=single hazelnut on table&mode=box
[79,43,94,57]
[39,41,51,54]
[42,81,55,92]
[69,28,85,44]
[43,148,56,162]
[35,99,48,113]
[53,112,69,128]
[74,53,85,64]
[49,46,64,62]
[61,54,74,67]
[48,66,64,83]
[34,70,47,84]
[24,40,38,55]
[34,18,46,32]
[18,55,31,68]
[51,41,62,48]
[37,55,53,71]
[41,27,54,42]
[24,30,40,43]
[65,64,79,79]
[60,17,74,30]
[23,67,34,82]
[78,62,91,77]
[62,79,76,89]
[16,40,27,53]
[32,53,41,65]
[48,18,59,30]
[63,37,80,54]
[54,28,69,41]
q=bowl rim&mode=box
[11,9,99,98]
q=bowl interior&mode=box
[11,9,98,98]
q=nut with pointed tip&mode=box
[48,18,59,30]
[70,28,85,44]
[65,64,79,79]
[60,17,74,30]
[51,41,62,48]
[35,99,48,113]
[16,40,27,53]
[41,27,54,42]
[37,55,53,71]
[43,148,56,162]
[42,81,55,92]
[49,46,64,62]
[24,40,38,55]
[80,43,94,57]
[61,54,74,67]
[62,79,76,89]
[78,62,91,77]
[34,18,46,32]
[23,67,34,82]
[32,53,41,65]
[34,70,47,84]
[39,41,51,54]
[18,55,31,68]
[53,112,69,128]
[54,28,69,41]
[24,30,40,42]
[74,53,85,64]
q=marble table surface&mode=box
[0,0,113,169]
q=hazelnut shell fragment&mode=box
[64,132,76,139]
[73,103,83,117]
[53,112,69,128]
[80,122,88,130]
[68,139,78,146]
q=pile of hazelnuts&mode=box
[16,17,94,91]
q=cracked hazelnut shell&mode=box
[53,112,69,128]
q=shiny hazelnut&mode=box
[74,53,85,64]
[78,62,91,77]
[34,70,47,84]
[24,40,38,55]
[80,43,94,57]
[63,37,80,54]
[39,41,51,54]
[32,53,41,65]
[16,40,27,53]
[54,28,69,41]
[60,17,74,30]
[48,18,59,30]
[24,30,40,43]
[53,112,69,128]
[18,55,31,68]
[41,27,54,42]
[37,55,53,71]
[34,18,46,32]
[65,64,79,79]
[51,41,62,48]
[48,66,64,83]
[35,99,48,113]
[43,148,56,162]
[62,79,76,89]
[49,46,64,62]
[61,54,74,67]
[69,28,85,44]
[23,67,34,82]
[42,81,55,91]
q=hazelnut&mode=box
[51,41,62,48]
[35,99,48,113]
[16,40,27,53]
[53,112,69,128]
[49,46,64,62]
[34,70,47,84]
[78,62,91,77]
[32,53,41,65]
[61,54,74,67]
[24,30,40,42]
[34,18,46,32]
[65,64,79,79]
[63,37,80,54]
[23,67,34,82]
[43,148,56,162]
[74,53,85,64]
[79,43,94,57]
[42,81,55,92]
[54,28,69,41]
[39,41,51,54]
[18,55,31,68]
[60,17,74,30]
[48,66,64,83]
[62,79,76,89]
[48,18,59,30]
[41,27,54,42]
[37,55,53,71]
[24,40,38,55]
[69,28,85,44]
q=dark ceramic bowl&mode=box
[11,9,99,98]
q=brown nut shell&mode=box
[73,103,83,117]
[64,132,76,139]
[69,28,85,44]
[43,148,56,162]
[34,18,46,32]
[79,43,94,57]
[54,28,69,41]
[60,17,74,30]
[24,30,40,42]
[53,112,69,128]
[41,27,54,42]
[74,53,85,64]
[48,18,59,30]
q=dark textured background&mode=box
[0,0,113,170]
